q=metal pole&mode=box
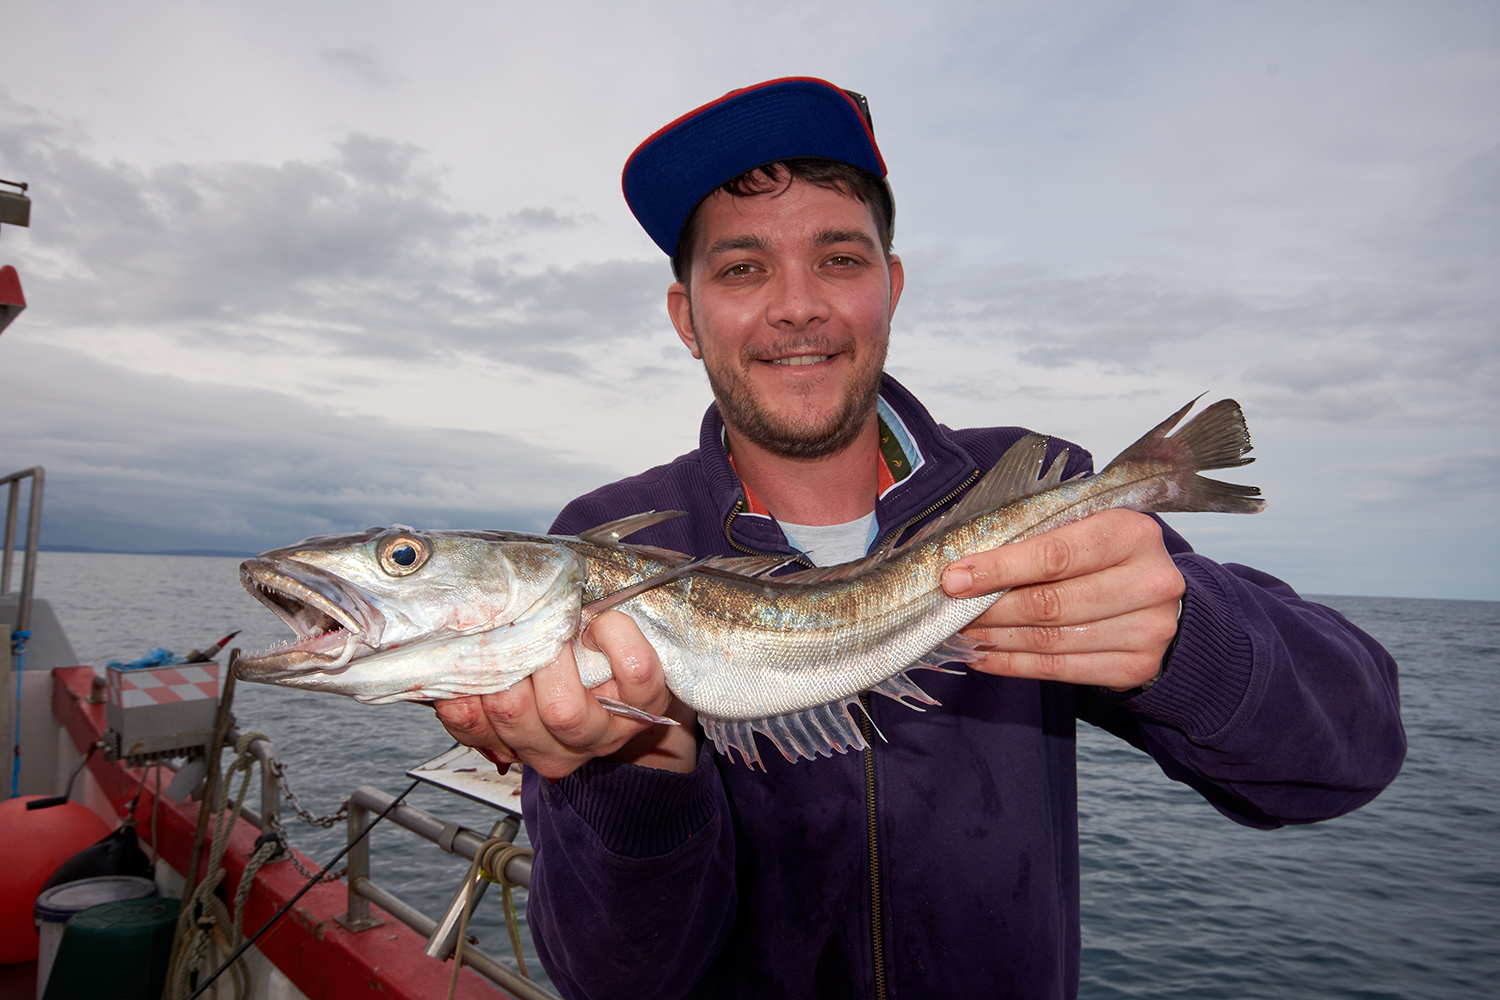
[350,876,560,1000]
[2,478,17,595]
[164,656,238,993]
[224,729,281,836]
[348,785,531,887]
[17,469,42,637]
[336,798,381,931]
[425,815,519,960]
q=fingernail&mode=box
[943,565,972,595]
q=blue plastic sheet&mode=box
[104,647,184,671]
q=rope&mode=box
[166,730,269,999]
[151,761,164,866]
[9,628,29,797]
[446,836,534,1000]
[233,837,281,946]
[186,776,423,1000]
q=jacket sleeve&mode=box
[1078,524,1406,830]
[522,742,739,999]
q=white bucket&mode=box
[33,875,158,1000]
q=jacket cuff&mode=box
[545,741,722,858]
[1104,558,1257,739]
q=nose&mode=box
[764,266,830,330]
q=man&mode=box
[437,78,1403,998]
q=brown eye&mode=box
[378,534,430,576]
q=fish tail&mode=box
[1105,398,1267,514]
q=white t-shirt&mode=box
[777,512,878,568]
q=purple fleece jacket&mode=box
[522,376,1405,1000]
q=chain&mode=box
[265,757,350,882]
[270,758,348,828]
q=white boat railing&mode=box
[2,465,45,640]
[2,464,45,791]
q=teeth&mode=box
[772,355,829,366]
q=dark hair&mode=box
[670,158,896,285]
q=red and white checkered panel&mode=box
[107,664,220,708]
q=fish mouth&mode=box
[236,557,384,679]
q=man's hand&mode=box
[941,509,1185,692]
[433,610,699,781]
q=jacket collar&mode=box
[696,374,983,558]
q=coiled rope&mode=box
[185,775,422,1000]
[447,835,534,1000]
[166,730,272,1000]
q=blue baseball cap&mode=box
[622,77,888,256]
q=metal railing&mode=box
[225,728,282,837]
[339,785,555,1000]
[213,740,555,1000]
[3,466,44,794]
[2,466,44,643]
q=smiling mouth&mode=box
[770,354,831,366]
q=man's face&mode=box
[667,173,904,460]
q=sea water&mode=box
[23,552,1500,998]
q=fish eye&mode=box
[377,534,430,577]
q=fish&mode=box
[237,398,1265,768]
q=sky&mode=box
[0,0,1495,600]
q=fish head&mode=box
[236,526,584,697]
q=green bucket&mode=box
[42,896,180,1000]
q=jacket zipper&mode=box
[721,471,983,998]
[721,503,816,566]
[722,466,981,565]
[860,693,888,1000]
[872,468,982,553]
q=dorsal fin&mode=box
[773,558,882,585]
[581,555,713,620]
[898,435,1067,552]
[735,436,1073,587]
[707,554,804,578]
[576,510,687,546]
[620,542,698,565]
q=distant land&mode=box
[37,544,255,558]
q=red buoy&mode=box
[0,796,112,963]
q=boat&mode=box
[2,465,562,1000]
[2,184,562,1000]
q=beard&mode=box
[703,335,888,460]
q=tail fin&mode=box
[1104,398,1267,515]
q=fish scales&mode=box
[236,398,1265,768]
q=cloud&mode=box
[0,98,666,378]
[1320,441,1500,513]
[895,249,1498,429]
[0,340,618,553]
[504,207,581,230]
[319,47,399,88]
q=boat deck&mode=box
[49,664,515,1000]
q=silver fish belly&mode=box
[237,398,1264,768]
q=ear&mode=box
[886,254,905,320]
[667,282,702,359]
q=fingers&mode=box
[582,611,700,773]
[941,510,1186,691]
[943,509,1158,602]
[945,510,1180,627]
[963,604,1180,691]
[588,611,674,717]
[434,693,523,773]
[435,612,697,781]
